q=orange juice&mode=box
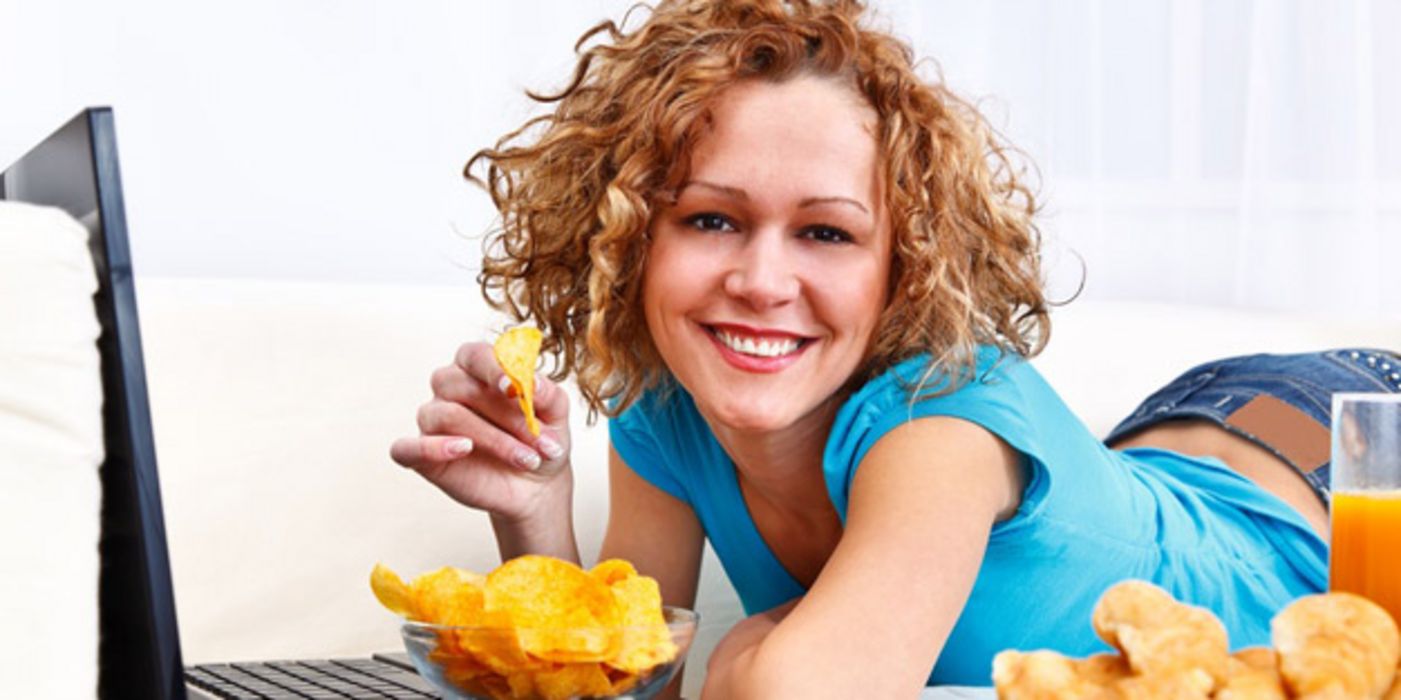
[1329,490,1401,624]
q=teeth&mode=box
[716,330,800,358]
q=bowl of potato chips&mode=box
[372,555,698,700]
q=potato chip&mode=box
[589,559,638,586]
[607,575,676,674]
[493,325,543,437]
[506,669,536,699]
[605,666,641,696]
[432,646,490,683]
[407,566,486,659]
[459,673,513,700]
[370,555,681,699]
[485,555,622,662]
[369,563,416,618]
[462,609,543,675]
[590,559,680,673]
[410,566,485,625]
[531,662,614,700]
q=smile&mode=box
[705,325,810,359]
[715,331,801,357]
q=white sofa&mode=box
[135,277,747,700]
[138,278,1401,697]
[5,200,1400,697]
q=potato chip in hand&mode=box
[493,326,543,437]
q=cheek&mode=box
[640,270,667,342]
[641,241,699,333]
[820,262,889,331]
[644,237,725,303]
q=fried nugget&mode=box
[1215,648,1287,700]
[1385,668,1401,700]
[1076,653,1132,687]
[993,649,1117,700]
[1271,592,1401,699]
[1111,672,1213,699]
[1091,580,1229,690]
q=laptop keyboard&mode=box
[186,656,437,699]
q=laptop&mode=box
[1,108,437,699]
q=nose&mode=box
[723,229,800,309]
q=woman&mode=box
[390,1,1397,695]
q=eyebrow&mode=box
[681,180,870,215]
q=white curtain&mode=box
[882,0,1401,318]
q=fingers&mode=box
[531,373,569,427]
[454,342,502,388]
[446,341,569,433]
[395,340,570,485]
[415,399,551,471]
[430,368,557,446]
[389,434,474,470]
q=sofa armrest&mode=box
[0,202,103,698]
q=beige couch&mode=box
[6,201,1400,697]
[139,279,1400,698]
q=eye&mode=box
[684,212,736,233]
[801,225,854,244]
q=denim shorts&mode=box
[1104,348,1401,506]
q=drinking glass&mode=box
[1329,393,1401,623]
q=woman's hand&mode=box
[389,341,577,558]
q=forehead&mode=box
[685,76,882,197]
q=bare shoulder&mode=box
[852,415,1027,527]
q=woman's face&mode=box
[642,75,892,436]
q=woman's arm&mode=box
[599,446,706,608]
[600,445,706,699]
[701,416,1025,699]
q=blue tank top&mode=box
[608,348,1327,685]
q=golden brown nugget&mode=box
[1272,592,1401,699]
[1091,580,1229,689]
[1111,672,1212,699]
[1385,668,1401,700]
[993,649,1115,700]
[1230,648,1279,671]
[1075,653,1132,687]
[1216,648,1287,700]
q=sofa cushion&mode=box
[1035,301,1401,437]
[0,202,103,697]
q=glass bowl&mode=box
[401,606,699,700]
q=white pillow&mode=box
[0,201,103,698]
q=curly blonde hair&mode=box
[468,0,1049,419]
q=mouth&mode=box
[703,324,812,360]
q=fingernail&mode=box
[498,375,514,395]
[537,435,564,460]
[447,438,473,457]
[515,449,541,471]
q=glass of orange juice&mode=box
[1329,393,1401,623]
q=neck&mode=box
[705,394,844,513]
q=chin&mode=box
[705,399,800,434]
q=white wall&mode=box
[5,0,1398,317]
[1,0,637,286]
